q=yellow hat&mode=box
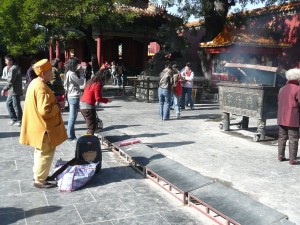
[33,59,52,75]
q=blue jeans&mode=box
[181,87,194,109]
[172,93,181,117]
[67,97,80,139]
[158,87,171,120]
[6,95,23,122]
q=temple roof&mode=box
[199,26,291,48]
[185,2,300,28]
[117,3,167,18]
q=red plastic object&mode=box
[119,139,140,147]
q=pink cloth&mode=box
[119,139,140,147]
[277,83,300,127]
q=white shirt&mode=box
[2,66,8,79]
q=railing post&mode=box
[134,79,137,99]
[146,77,150,103]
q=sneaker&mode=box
[8,120,15,126]
[13,121,21,127]
[68,138,77,143]
[176,114,180,119]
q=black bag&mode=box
[75,134,102,173]
[96,113,103,132]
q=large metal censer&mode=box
[218,63,286,141]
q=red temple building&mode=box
[183,2,300,85]
[49,1,171,74]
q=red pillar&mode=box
[55,38,60,59]
[49,38,53,61]
[65,50,69,64]
[97,36,102,67]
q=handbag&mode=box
[175,78,182,96]
[51,158,98,192]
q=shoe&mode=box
[68,137,77,142]
[13,121,21,127]
[176,114,180,119]
[191,107,195,110]
[33,181,56,188]
[8,120,15,126]
[289,160,300,165]
[278,156,287,162]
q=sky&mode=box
[165,2,266,22]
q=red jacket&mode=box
[80,81,109,105]
[277,82,300,127]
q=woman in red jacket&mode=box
[80,72,112,135]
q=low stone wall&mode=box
[135,75,204,103]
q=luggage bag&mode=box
[75,134,102,173]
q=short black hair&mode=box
[51,58,61,68]
[4,55,15,63]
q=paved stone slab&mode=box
[44,188,96,206]
[147,158,214,191]
[111,213,170,225]
[272,219,297,225]
[119,192,177,216]
[0,181,20,196]
[0,210,26,225]
[0,192,48,211]
[75,199,133,223]
[25,205,82,225]
[0,168,33,182]
[189,182,288,225]
[119,143,166,166]
[100,129,132,144]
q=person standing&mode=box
[2,58,8,80]
[48,58,65,110]
[180,62,195,110]
[24,59,38,94]
[171,64,183,119]
[277,68,300,165]
[80,71,112,135]
[158,64,173,120]
[110,61,117,85]
[19,59,67,188]
[25,59,38,85]
[1,55,23,126]
[64,57,85,141]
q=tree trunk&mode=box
[198,0,231,80]
[198,48,211,80]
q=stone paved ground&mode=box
[0,82,213,225]
[1,82,300,224]
[98,87,300,225]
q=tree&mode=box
[156,0,288,78]
[0,0,137,72]
[0,0,46,55]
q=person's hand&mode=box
[1,89,7,96]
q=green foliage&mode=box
[0,0,137,56]
[0,0,45,55]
